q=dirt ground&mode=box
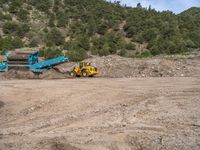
[0,77,200,150]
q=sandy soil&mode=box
[0,78,200,150]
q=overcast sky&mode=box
[107,0,200,14]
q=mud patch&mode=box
[0,101,5,109]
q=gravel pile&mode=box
[85,55,200,78]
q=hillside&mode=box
[0,0,199,60]
[180,7,200,17]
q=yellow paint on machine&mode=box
[69,62,98,77]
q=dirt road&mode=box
[0,78,200,150]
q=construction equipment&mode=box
[0,50,69,73]
[69,62,98,77]
[7,51,38,66]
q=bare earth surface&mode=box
[0,78,200,150]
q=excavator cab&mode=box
[69,62,98,77]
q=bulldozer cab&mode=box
[79,62,84,69]
[79,62,91,69]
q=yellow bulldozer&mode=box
[69,62,98,77]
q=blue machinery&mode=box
[0,51,69,73]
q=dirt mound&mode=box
[0,55,200,79]
[0,69,67,80]
[39,69,67,79]
[84,55,200,78]
[0,69,39,79]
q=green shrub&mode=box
[39,47,62,59]
[0,37,13,53]
[125,26,137,38]
[16,24,30,37]
[184,39,196,48]
[150,45,160,56]
[87,18,97,36]
[91,49,98,55]
[48,14,55,27]
[98,48,110,56]
[17,8,29,21]
[9,0,22,14]
[56,11,67,28]
[3,22,30,37]
[125,43,136,50]
[29,38,39,47]
[142,28,158,42]
[177,42,189,53]
[136,35,145,44]
[46,28,65,46]
[43,28,49,33]
[12,37,23,48]
[3,22,19,34]
[26,5,32,10]
[98,43,111,56]
[63,42,70,50]
[1,13,12,21]
[65,49,88,61]
[134,50,152,58]
[63,38,90,51]
[188,32,200,48]
[0,36,21,53]
[139,50,152,58]
[97,23,108,35]
[118,49,127,56]
[30,0,53,12]
[167,41,178,54]
[76,36,90,51]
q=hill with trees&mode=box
[0,0,199,60]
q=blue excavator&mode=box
[0,50,69,73]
